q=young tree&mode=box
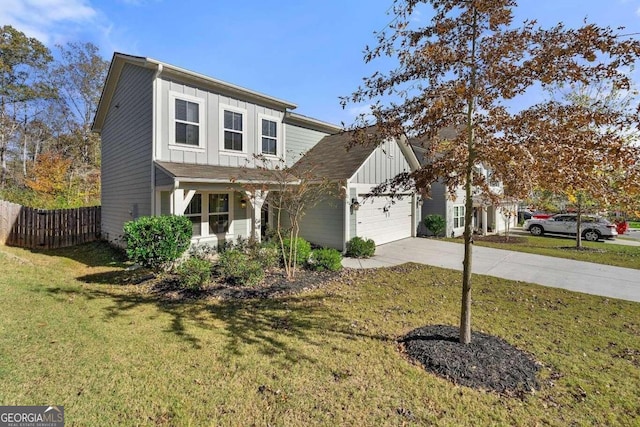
[239,156,339,279]
[540,80,640,248]
[342,0,640,343]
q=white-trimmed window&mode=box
[185,194,203,236]
[170,92,205,148]
[261,117,278,156]
[453,205,465,228]
[222,108,245,152]
[209,194,230,234]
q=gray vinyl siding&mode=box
[100,63,154,244]
[285,124,330,166]
[297,196,344,250]
[157,79,285,167]
[155,166,174,187]
[352,139,411,184]
[420,182,467,237]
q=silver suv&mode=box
[523,214,618,241]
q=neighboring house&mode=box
[412,131,518,238]
[92,53,420,251]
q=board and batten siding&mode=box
[284,124,331,167]
[296,196,345,250]
[157,78,286,168]
[352,139,411,184]
[100,63,155,244]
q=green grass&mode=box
[1,242,640,425]
[448,233,640,269]
[629,221,640,229]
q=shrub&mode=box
[217,249,264,286]
[254,246,280,269]
[346,236,376,258]
[123,215,192,271]
[177,257,212,290]
[188,243,217,260]
[423,214,446,237]
[281,237,312,266]
[310,248,343,272]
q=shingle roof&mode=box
[155,161,298,184]
[291,128,381,180]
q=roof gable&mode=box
[291,127,415,181]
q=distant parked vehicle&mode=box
[523,214,618,241]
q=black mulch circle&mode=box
[400,325,540,396]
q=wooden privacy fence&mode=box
[0,200,101,249]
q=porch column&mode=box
[246,190,268,242]
[482,206,488,236]
[171,188,195,215]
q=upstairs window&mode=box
[223,110,243,151]
[261,118,278,155]
[170,92,205,149]
[175,99,199,145]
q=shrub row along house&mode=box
[92,53,515,251]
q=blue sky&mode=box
[2,0,639,125]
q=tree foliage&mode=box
[0,26,109,208]
[342,0,640,343]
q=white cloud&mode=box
[0,0,98,44]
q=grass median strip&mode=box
[1,242,639,425]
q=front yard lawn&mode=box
[1,242,639,425]
[447,233,640,269]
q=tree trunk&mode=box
[576,195,583,249]
[460,5,478,345]
[461,170,474,344]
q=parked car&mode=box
[523,214,618,241]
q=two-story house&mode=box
[92,53,420,251]
[412,128,518,238]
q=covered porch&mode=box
[472,195,518,236]
[153,161,288,247]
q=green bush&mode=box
[346,236,376,258]
[423,214,446,237]
[282,237,312,266]
[217,249,264,286]
[254,246,280,269]
[310,248,343,272]
[177,257,212,290]
[123,215,192,271]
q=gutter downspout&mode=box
[151,63,163,216]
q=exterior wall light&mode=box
[240,199,247,209]
[351,198,361,211]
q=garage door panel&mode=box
[357,195,412,245]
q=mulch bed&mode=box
[400,325,540,396]
[135,268,355,301]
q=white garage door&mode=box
[357,195,412,245]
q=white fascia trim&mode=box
[151,63,163,216]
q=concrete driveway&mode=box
[342,238,640,303]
